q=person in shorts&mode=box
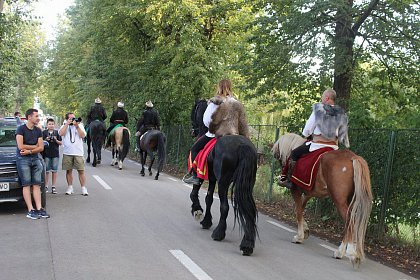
[42,118,62,194]
[16,108,50,219]
[58,112,88,196]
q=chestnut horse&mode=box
[272,133,373,267]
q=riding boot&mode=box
[279,159,296,189]
[183,170,200,185]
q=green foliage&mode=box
[43,0,258,125]
[245,0,419,128]
[0,0,42,114]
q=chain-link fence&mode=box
[156,125,418,246]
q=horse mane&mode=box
[271,133,306,165]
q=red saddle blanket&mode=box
[188,137,218,181]
[291,147,333,191]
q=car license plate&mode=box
[0,182,10,191]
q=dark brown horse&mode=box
[272,133,373,267]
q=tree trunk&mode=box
[333,1,355,110]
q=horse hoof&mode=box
[351,257,361,269]
[114,162,118,166]
[149,172,153,176]
[86,159,90,163]
[154,176,158,180]
[140,172,145,176]
[333,250,343,259]
[200,220,212,229]
[119,167,122,170]
[292,235,303,244]
[192,210,203,221]
[211,231,225,241]
[304,229,310,239]
[241,247,253,256]
[97,160,101,164]
[92,163,97,167]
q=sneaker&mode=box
[51,186,57,194]
[183,174,201,185]
[26,209,40,220]
[81,187,88,196]
[65,186,74,195]
[37,208,50,218]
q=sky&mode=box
[32,0,75,41]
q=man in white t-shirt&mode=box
[58,112,88,196]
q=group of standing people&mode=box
[15,98,162,219]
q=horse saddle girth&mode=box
[291,147,333,191]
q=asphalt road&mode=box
[0,149,415,280]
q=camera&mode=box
[71,117,82,123]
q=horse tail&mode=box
[347,156,373,261]
[232,142,258,240]
[156,132,166,171]
[121,128,130,160]
[271,133,305,165]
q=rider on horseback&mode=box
[135,100,161,151]
[86,97,107,127]
[279,89,349,189]
[183,79,250,185]
[106,102,128,147]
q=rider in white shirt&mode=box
[279,89,349,189]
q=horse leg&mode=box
[291,187,305,244]
[211,179,229,241]
[148,152,154,176]
[200,177,216,229]
[333,199,351,260]
[302,195,311,239]
[92,141,97,167]
[190,182,204,221]
[86,138,91,163]
[111,146,116,166]
[118,146,123,170]
[140,151,145,176]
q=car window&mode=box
[0,121,17,147]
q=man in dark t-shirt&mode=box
[42,118,62,194]
[15,108,50,219]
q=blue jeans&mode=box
[44,157,59,172]
[16,156,43,187]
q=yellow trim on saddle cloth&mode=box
[193,159,207,176]
[291,153,324,187]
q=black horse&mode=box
[189,135,258,256]
[138,130,166,180]
[190,99,208,138]
[86,120,106,167]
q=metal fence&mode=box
[161,124,419,245]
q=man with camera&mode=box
[59,112,88,196]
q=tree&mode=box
[246,0,419,115]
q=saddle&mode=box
[188,138,217,180]
[109,124,123,136]
[291,147,333,191]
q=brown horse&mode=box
[109,126,130,170]
[272,133,373,267]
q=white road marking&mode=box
[92,175,112,190]
[319,244,337,252]
[168,178,178,182]
[267,220,296,233]
[183,183,193,189]
[169,250,212,280]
